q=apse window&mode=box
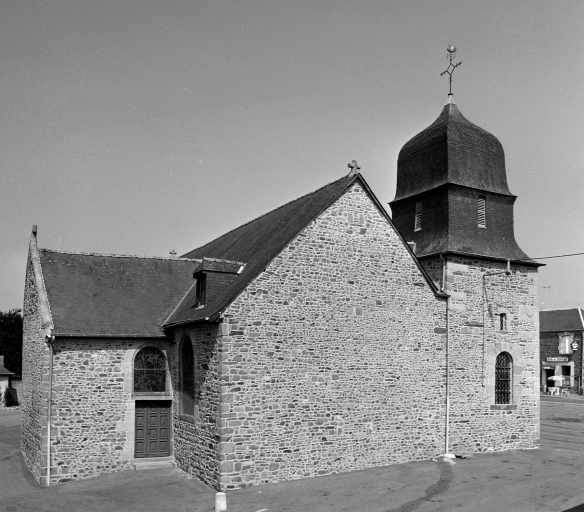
[478,196,486,228]
[495,352,512,404]
[414,202,422,231]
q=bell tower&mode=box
[388,47,541,456]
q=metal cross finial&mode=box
[440,45,462,98]
[347,160,361,174]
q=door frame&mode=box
[135,399,172,458]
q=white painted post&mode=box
[215,492,227,511]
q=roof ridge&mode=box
[183,173,355,256]
[39,248,200,262]
[200,256,246,266]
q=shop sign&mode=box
[572,342,579,350]
[547,357,569,362]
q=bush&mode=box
[3,385,18,407]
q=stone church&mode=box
[22,99,541,488]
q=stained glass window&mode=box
[495,352,512,404]
[134,348,167,392]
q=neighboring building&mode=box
[0,355,14,400]
[21,99,541,489]
[540,308,584,394]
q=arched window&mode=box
[134,347,167,392]
[180,337,196,420]
[495,352,512,404]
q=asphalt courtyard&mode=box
[2,395,584,512]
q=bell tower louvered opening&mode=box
[478,196,486,228]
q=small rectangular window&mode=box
[414,202,422,231]
[478,196,486,228]
[499,313,507,331]
[195,274,206,308]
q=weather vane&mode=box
[440,45,462,99]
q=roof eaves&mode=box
[53,333,172,339]
[417,250,544,268]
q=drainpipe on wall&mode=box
[579,308,584,395]
[440,253,452,457]
[45,332,55,487]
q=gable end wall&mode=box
[217,182,447,489]
[21,255,49,483]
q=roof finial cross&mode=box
[347,160,361,175]
[440,45,462,100]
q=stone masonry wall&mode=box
[171,324,222,489]
[43,339,172,484]
[21,256,49,483]
[423,255,540,453]
[216,182,447,489]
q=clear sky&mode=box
[1,0,583,312]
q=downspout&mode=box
[578,308,584,395]
[440,253,451,456]
[45,333,54,487]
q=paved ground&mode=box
[2,395,584,512]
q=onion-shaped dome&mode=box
[394,103,514,201]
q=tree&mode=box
[0,309,23,377]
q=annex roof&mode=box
[39,250,197,337]
[540,308,584,333]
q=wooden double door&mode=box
[135,400,171,458]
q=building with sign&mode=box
[540,308,584,394]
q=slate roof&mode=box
[164,172,440,328]
[164,174,358,327]
[39,251,197,337]
[540,308,584,332]
[394,102,513,201]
